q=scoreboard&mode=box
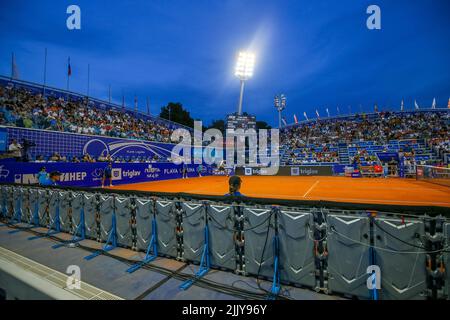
[226,114,256,132]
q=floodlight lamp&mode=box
[235,51,255,80]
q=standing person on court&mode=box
[225,175,245,197]
[102,162,113,188]
[218,159,229,177]
[383,162,389,178]
[182,161,189,179]
[197,164,203,177]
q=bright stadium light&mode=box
[235,51,255,115]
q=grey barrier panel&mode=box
[99,195,114,242]
[155,200,177,258]
[28,188,39,224]
[115,196,132,248]
[59,191,73,233]
[375,217,427,300]
[243,207,274,278]
[19,188,30,223]
[208,204,235,271]
[47,190,59,229]
[327,214,371,299]
[182,202,206,263]
[0,185,6,216]
[71,193,84,235]
[83,193,98,239]
[37,189,49,226]
[135,197,153,251]
[12,187,23,220]
[444,222,450,300]
[22,188,34,223]
[278,209,315,287]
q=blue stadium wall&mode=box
[0,126,181,161]
[0,126,213,187]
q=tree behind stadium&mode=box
[160,102,195,128]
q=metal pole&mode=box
[10,52,13,80]
[278,110,282,129]
[87,64,90,98]
[43,48,47,97]
[237,80,245,115]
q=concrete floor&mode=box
[0,223,344,300]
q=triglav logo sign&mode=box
[122,170,141,179]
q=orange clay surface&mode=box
[110,176,450,208]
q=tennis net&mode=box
[416,165,450,187]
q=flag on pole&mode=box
[337,106,340,115]
[326,108,330,118]
[122,93,125,111]
[293,114,298,124]
[303,112,308,121]
[11,53,19,79]
[401,99,404,111]
[67,57,72,76]
[281,117,287,126]
[431,98,436,109]
[134,96,138,113]
[414,100,420,110]
[315,109,320,119]
[374,104,378,113]
[147,97,150,115]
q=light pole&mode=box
[235,51,255,115]
[274,94,286,128]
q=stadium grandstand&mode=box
[1,1,450,306]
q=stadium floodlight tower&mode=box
[235,51,255,115]
[274,94,286,128]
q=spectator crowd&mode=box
[0,85,177,143]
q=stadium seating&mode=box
[0,81,184,144]
[281,111,449,167]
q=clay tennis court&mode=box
[111,176,450,208]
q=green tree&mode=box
[160,102,195,127]
[256,121,271,130]
[207,119,225,132]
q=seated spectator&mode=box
[40,171,62,186]
[8,139,22,161]
[35,155,45,163]
[225,176,245,197]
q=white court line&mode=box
[303,180,320,198]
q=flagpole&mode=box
[108,85,111,103]
[147,97,150,115]
[87,63,90,99]
[43,48,47,97]
[66,57,70,91]
[10,52,13,80]
[122,89,125,111]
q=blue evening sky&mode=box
[0,0,449,126]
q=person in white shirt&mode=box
[8,139,22,161]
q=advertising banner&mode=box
[0,162,211,187]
